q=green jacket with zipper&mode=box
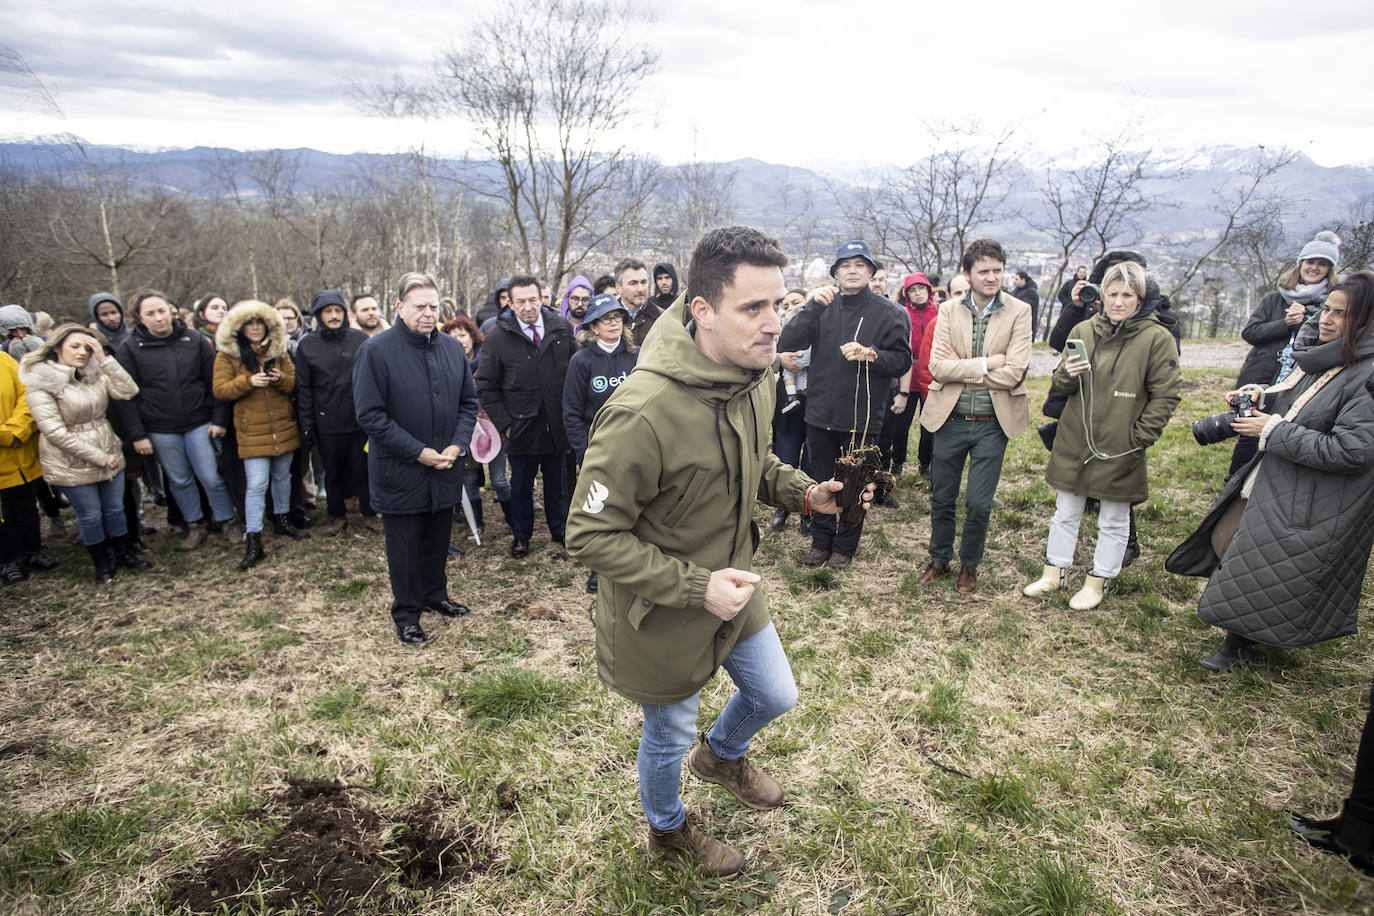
[1046,306,1181,503]
[566,297,814,704]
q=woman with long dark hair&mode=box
[1168,270,1374,670]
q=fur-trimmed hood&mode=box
[19,349,109,397]
[216,300,289,363]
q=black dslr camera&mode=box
[1192,392,1257,446]
[1078,283,1102,307]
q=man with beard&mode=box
[350,293,387,338]
[476,276,576,558]
[651,262,679,311]
[89,292,132,351]
[616,258,660,346]
[560,275,594,330]
[777,241,911,570]
[296,290,377,536]
[353,272,478,645]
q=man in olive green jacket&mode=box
[567,226,869,877]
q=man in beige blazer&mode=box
[918,238,1031,594]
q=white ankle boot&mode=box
[1022,564,1067,597]
[1068,575,1108,610]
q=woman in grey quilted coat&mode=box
[1167,271,1374,671]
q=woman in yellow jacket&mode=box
[0,350,58,585]
[213,301,309,570]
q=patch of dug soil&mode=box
[165,777,493,915]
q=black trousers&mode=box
[805,425,871,557]
[0,478,43,564]
[382,507,453,628]
[877,389,917,471]
[318,432,373,518]
[509,451,568,542]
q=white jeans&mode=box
[1047,490,1131,578]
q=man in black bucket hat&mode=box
[777,240,911,570]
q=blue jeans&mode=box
[243,453,293,533]
[148,425,236,525]
[638,622,797,832]
[59,472,127,546]
[488,444,511,502]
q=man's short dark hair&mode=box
[687,226,789,310]
[614,258,647,282]
[507,274,540,298]
[350,292,378,311]
[960,238,1007,274]
[593,274,617,295]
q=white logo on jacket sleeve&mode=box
[582,480,609,514]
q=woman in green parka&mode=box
[1023,261,1181,609]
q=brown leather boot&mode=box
[956,564,979,594]
[648,812,745,877]
[689,731,783,810]
[799,546,830,567]
[917,561,949,584]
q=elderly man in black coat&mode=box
[353,272,480,645]
[475,274,575,558]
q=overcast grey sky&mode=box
[2,0,1371,168]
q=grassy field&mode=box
[3,368,1374,915]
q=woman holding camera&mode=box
[1168,271,1374,670]
[213,301,308,570]
[20,324,149,582]
[1227,231,1340,478]
[1023,261,1181,610]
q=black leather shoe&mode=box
[770,509,788,530]
[586,571,598,594]
[1290,812,1374,876]
[397,623,426,645]
[427,599,470,618]
[273,514,311,540]
[875,493,900,509]
[511,538,529,558]
[799,516,813,537]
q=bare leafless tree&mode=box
[1165,147,1299,300]
[1333,194,1374,273]
[840,122,1019,279]
[1030,130,1154,339]
[357,0,660,290]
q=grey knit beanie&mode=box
[1298,230,1340,270]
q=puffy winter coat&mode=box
[352,319,479,515]
[1167,334,1374,648]
[21,354,138,487]
[475,309,575,456]
[566,297,813,705]
[1045,305,1181,503]
[115,319,228,438]
[778,287,911,436]
[0,352,41,489]
[213,301,300,459]
[563,337,638,458]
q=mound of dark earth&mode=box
[165,777,493,914]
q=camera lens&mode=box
[1192,411,1240,446]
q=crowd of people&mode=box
[3,228,1374,878]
